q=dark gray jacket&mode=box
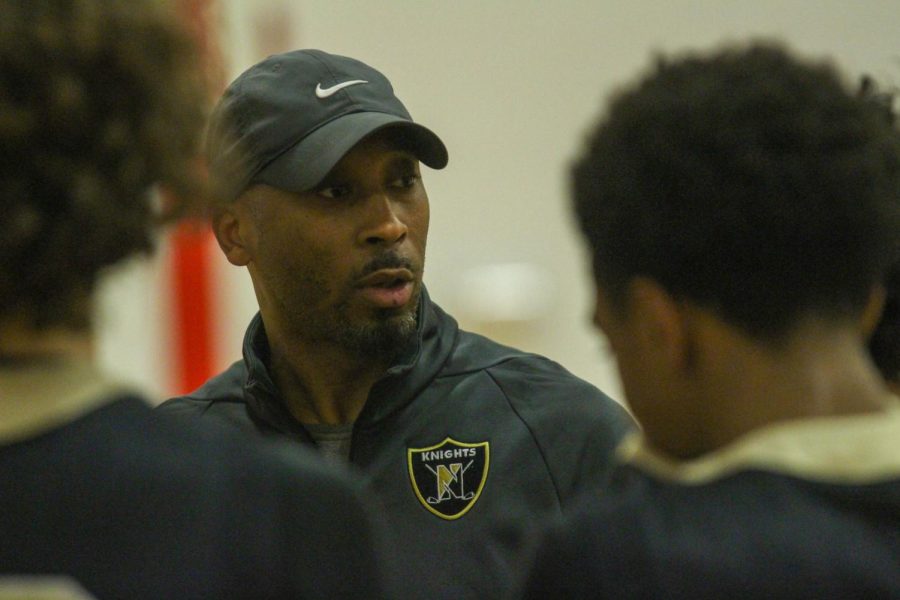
[160,289,633,599]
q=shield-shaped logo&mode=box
[407,437,490,520]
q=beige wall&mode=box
[96,0,900,405]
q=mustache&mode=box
[358,252,415,278]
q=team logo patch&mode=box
[407,437,489,520]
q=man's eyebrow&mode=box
[388,153,420,170]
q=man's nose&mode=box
[358,193,407,246]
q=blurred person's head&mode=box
[0,0,206,337]
[572,42,900,455]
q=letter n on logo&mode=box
[407,437,489,520]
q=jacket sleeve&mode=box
[514,509,624,600]
[513,482,651,599]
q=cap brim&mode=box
[254,112,448,193]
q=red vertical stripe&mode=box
[170,221,215,394]
[168,0,223,395]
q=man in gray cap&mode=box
[160,49,633,599]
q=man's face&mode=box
[234,129,430,357]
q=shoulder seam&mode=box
[484,367,563,506]
[434,352,551,380]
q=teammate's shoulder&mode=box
[482,347,617,409]
[445,328,581,378]
[447,329,633,426]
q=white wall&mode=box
[96,0,900,405]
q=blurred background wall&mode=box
[95,0,900,406]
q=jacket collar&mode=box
[617,398,900,485]
[240,316,310,438]
[240,286,458,433]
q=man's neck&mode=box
[266,329,392,426]
[667,321,893,459]
[0,320,93,364]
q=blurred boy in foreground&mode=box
[0,1,385,598]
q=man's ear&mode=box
[627,277,691,373]
[860,283,886,339]
[211,203,254,267]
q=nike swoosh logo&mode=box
[315,80,368,98]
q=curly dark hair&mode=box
[0,0,207,330]
[572,42,900,340]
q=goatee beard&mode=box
[334,306,419,359]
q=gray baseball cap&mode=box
[206,49,448,200]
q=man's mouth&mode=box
[356,269,415,308]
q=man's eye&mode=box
[392,174,419,189]
[317,185,351,199]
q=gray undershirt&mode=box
[305,422,354,462]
